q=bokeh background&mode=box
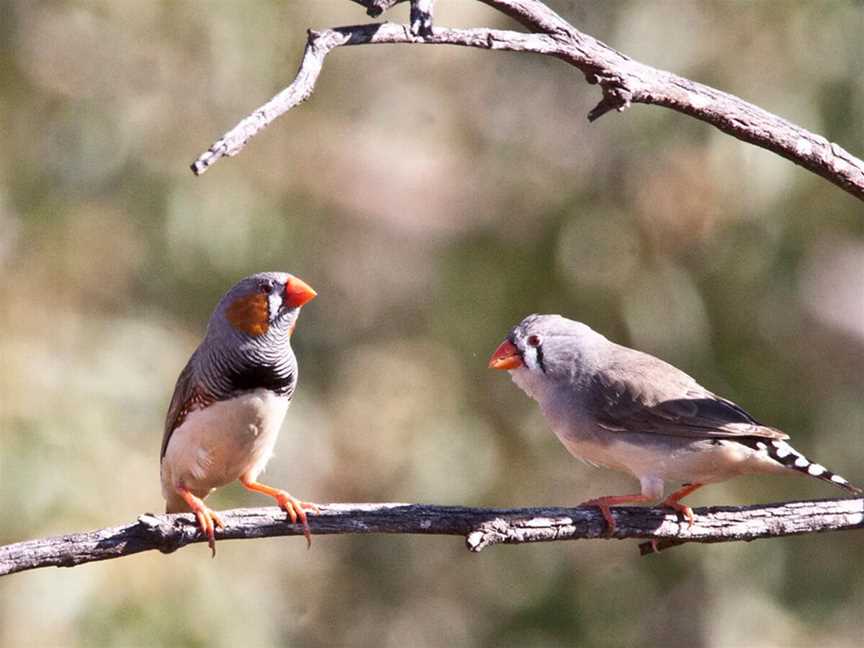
[1,1,863,646]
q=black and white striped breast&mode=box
[199,338,299,402]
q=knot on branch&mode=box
[587,80,634,122]
[136,514,199,554]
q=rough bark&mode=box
[190,0,864,203]
[2,499,861,577]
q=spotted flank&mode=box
[750,439,862,495]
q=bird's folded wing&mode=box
[160,353,212,459]
[591,353,788,440]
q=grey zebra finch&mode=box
[160,272,318,555]
[489,314,861,534]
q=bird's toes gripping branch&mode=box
[195,508,225,557]
[580,485,704,537]
[275,492,320,548]
[178,488,225,557]
[579,494,654,536]
[240,477,319,548]
[660,482,705,529]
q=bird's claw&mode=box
[239,478,319,548]
[177,488,225,557]
[661,500,695,528]
[274,492,319,548]
[660,483,702,529]
[579,494,655,536]
[579,498,618,536]
[191,503,224,557]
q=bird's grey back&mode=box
[518,314,786,441]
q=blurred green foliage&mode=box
[1,1,863,646]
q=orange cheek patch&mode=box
[226,293,270,336]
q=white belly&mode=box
[161,389,289,499]
[554,423,785,490]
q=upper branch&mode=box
[190,23,558,175]
[2,499,862,577]
[190,0,864,202]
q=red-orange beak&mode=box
[283,276,317,308]
[488,339,523,370]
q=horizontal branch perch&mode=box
[2,499,861,577]
[190,0,864,202]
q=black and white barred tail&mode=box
[752,438,862,495]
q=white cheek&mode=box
[521,347,538,371]
[268,292,283,318]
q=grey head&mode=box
[206,271,315,342]
[491,314,607,383]
[191,271,317,399]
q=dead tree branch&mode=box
[190,0,864,202]
[2,499,861,577]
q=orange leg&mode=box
[660,482,705,528]
[178,487,225,558]
[240,477,319,548]
[579,493,655,535]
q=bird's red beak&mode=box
[488,339,523,370]
[283,276,317,308]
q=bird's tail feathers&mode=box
[762,439,862,495]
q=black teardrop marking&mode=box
[535,343,546,374]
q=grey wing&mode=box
[591,348,788,441]
[160,354,205,460]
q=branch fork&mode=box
[191,0,864,201]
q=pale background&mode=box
[1,1,863,646]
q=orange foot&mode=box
[660,482,704,528]
[579,493,654,536]
[178,488,225,557]
[240,477,320,548]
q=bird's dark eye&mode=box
[259,283,274,295]
[527,334,542,347]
